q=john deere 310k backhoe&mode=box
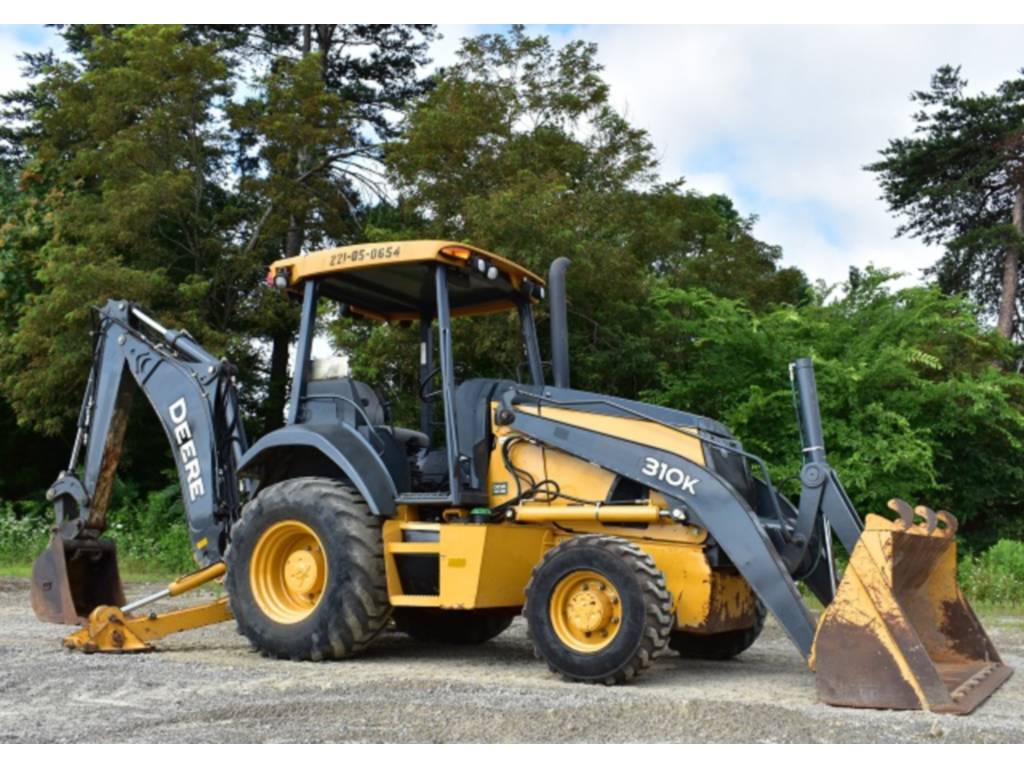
[31,240,1012,713]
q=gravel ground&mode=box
[1,577,1021,743]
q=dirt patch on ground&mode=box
[0,578,1021,743]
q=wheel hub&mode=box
[566,590,610,633]
[249,520,327,624]
[284,549,321,595]
[549,570,622,652]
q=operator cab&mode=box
[269,240,547,508]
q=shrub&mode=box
[960,539,1024,607]
[0,477,196,577]
[103,478,196,575]
[0,499,50,566]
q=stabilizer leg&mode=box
[63,562,230,653]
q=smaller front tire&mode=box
[524,535,673,685]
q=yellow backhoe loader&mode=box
[31,240,1012,713]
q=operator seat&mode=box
[308,357,428,453]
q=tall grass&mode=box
[0,477,196,578]
[959,539,1024,608]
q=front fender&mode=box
[238,423,398,517]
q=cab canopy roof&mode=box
[268,240,545,323]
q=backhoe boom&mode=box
[32,300,250,624]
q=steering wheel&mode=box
[418,365,443,403]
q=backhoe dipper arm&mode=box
[48,299,250,565]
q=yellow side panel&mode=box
[487,404,705,509]
[515,405,705,466]
[381,520,409,602]
[385,516,751,631]
[486,434,619,508]
[439,524,550,609]
[629,544,756,632]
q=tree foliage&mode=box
[0,25,242,435]
[341,27,805,424]
[222,24,436,431]
[868,65,1024,339]
[643,268,1024,546]
[0,25,1020,551]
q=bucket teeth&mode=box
[887,498,915,528]
[914,504,938,535]
[886,498,956,537]
[811,501,1012,714]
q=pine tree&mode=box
[868,65,1024,339]
[222,24,436,431]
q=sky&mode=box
[3,24,1023,288]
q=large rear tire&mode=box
[524,535,673,685]
[668,600,766,660]
[225,477,391,661]
[393,608,516,644]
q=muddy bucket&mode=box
[811,500,1012,714]
[30,535,126,625]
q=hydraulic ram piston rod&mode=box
[121,562,226,613]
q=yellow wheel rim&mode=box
[249,520,327,624]
[549,569,622,653]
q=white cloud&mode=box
[684,171,736,198]
[430,25,478,70]
[530,25,1024,287]
[0,28,44,94]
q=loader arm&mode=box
[32,300,251,624]
[495,358,871,660]
[499,389,821,656]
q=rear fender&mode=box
[238,423,398,517]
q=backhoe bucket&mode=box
[811,501,1012,714]
[30,534,126,625]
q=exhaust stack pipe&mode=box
[548,257,571,389]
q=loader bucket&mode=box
[30,534,126,625]
[811,501,1012,714]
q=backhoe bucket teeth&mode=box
[811,501,1012,714]
[30,535,126,625]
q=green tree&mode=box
[644,268,1024,547]
[353,26,804,419]
[868,65,1024,339]
[0,25,240,435]
[224,24,436,432]
[642,189,809,310]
